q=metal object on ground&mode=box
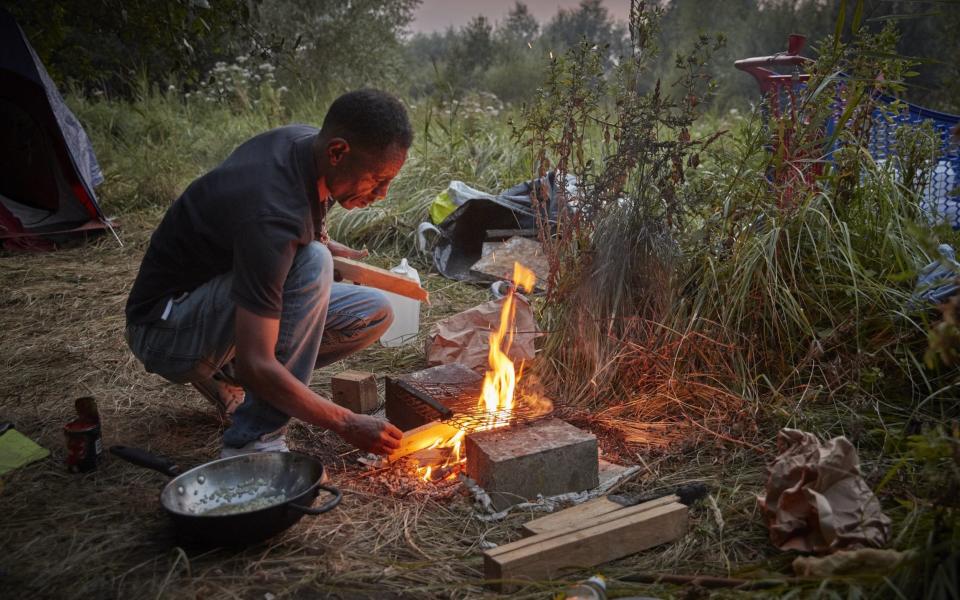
[385,364,481,430]
[110,446,341,546]
[64,396,102,473]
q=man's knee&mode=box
[368,290,395,335]
[288,241,333,290]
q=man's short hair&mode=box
[321,89,413,151]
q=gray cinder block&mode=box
[466,418,599,510]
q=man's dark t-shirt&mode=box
[126,125,329,324]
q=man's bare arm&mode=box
[327,239,368,260]
[232,305,401,454]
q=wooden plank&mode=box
[386,420,460,462]
[489,497,681,560]
[332,257,429,302]
[485,502,688,591]
[521,494,679,537]
[330,370,378,414]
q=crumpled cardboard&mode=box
[758,428,891,553]
[426,295,539,370]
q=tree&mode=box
[447,15,495,88]
[543,0,614,48]
[542,0,627,66]
[498,2,539,47]
[256,0,421,91]
[2,0,252,95]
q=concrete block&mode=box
[465,418,599,510]
[331,370,378,414]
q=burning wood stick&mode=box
[333,256,429,302]
[386,421,461,462]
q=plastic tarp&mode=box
[429,172,575,282]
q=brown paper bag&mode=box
[426,295,539,370]
[758,428,891,554]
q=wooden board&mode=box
[332,257,429,302]
[521,494,679,537]
[386,420,460,462]
[485,502,688,591]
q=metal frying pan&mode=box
[111,446,341,546]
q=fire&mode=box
[413,262,537,482]
[479,262,536,430]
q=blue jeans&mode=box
[126,242,393,447]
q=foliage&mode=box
[254,0,420,91]
[193,55,287,117]
[510,1,960,591]
[515,1,731,415]
[541,0,628,66]
[2,0,252,96]
[70,83,525,256]
[883,425,960,599]
[9,1,958,112]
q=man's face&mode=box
[327,143,407,211]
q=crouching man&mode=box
[125,89,406,457]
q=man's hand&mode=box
[339,413,403,455]
[327,239,368,260]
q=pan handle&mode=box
[289,483,342,515]
[110,445,182,477]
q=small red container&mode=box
[64,397,102,472]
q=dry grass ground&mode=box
[0,216,877,599]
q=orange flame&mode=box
[479,262,536,430]
[411,263,536,483]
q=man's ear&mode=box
[326,138,350,166]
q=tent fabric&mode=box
[431,171,574,282]
[0,7,107,246]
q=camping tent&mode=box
[0,7,111,250]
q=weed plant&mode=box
[518,0,959,595]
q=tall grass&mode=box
[71,83,529,256]
[518,1,959,594]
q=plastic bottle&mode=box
[379,258,421,347]
[556,575,606,600]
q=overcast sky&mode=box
[411,0,631,33]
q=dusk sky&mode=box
[411,0,631,33]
